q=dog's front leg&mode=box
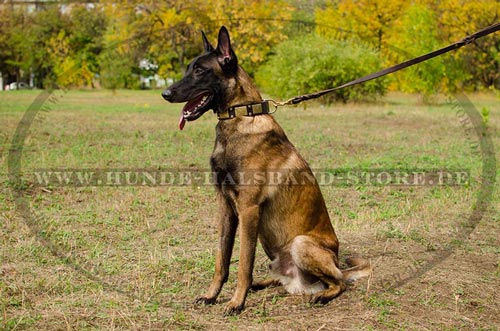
[196,193,237,305]
[224,205,260,315]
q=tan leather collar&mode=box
[217,101,271,120]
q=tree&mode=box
[438,0,500,89]
[386,4,461,97]
[98,1,149,89]
[99,48,138,90]
[47,30,95,88]
[315,0,408,51]
[43,4,107,89]
[315,0,499,93]
[28,5,69,88]
[0,8,35,88]
[142,0,294,78]
[67,4,107,87]
[204,0,294,75]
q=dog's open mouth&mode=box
[179,93,213,130]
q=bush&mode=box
[255,35,387,102]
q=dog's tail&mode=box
[342,257,372,282]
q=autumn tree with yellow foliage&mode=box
[315,0,407,52]
[439,0,500,88]
[315,0,500,95]
[98,0,293,88]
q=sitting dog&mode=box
[162,26,371,315]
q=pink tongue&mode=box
[179,110,186,130]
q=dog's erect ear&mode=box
[216,26,232,61]
[216,26,237,71]
[201,31,214,52]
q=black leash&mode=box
[271,22,500,107]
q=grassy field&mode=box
[1,89,499,330]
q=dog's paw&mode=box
[195,296,217,305]
[310,293,334,305]
[223,301,244,316]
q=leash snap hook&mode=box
[269,98,294,113]
[268,100,280,114]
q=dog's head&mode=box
[162,26,239,130]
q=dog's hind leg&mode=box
[290,235,347,304]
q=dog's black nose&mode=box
[162,89,173,101]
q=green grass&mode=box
[1,89,499,330]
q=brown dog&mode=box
[162,26,371,315]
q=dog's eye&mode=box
[194,67,205,75]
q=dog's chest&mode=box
[210,140,225,171]
[210,137,238,186]
[210,139,226,167]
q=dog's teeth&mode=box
[186,96,209,116]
